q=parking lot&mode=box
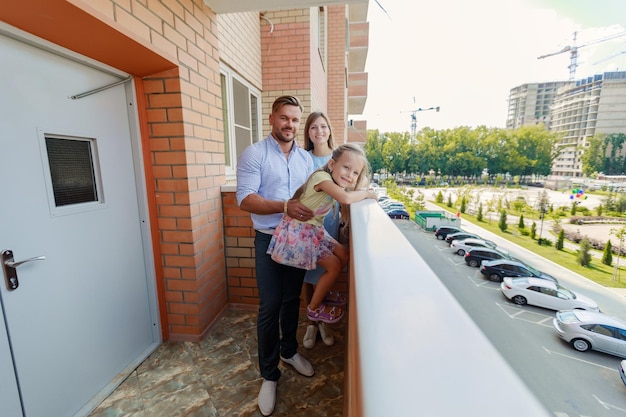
[395,218,626,417]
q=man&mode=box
[236,95,315,416]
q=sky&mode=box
[359,0,626,133]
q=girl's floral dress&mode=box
[267,171,339,270]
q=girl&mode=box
[302,112,341,347]
[267,143,378,323]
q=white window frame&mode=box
[37,128,108,217]
[220,65,262,178]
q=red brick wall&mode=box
[260,8,312,136]
[84,0,229,341]
[328,6,348,144]
[222,189,258,306]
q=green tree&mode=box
[512,198,526,213]
[367,124,560,180]
[447,194,452,207]
[518,214,525,229]
[596,204,603,216]
[435,190,444,203]
[578,238,592,267]
[498,210,507,232]
[602,240,613,266]
[382,132,410,176]
[510,125,560,179]
[530,222,536,240]
[364,130,385,175]
[460,197,467,213]
[582,133,626,175]
[477,203,483,222]
[581,134,606,176]
[556,229,564,250]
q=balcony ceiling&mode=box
[204,0,368,14]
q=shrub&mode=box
[578,238,592,267]
[498,210,507,232]
[518,214,525,229]
[602,240,613,266]
[556,229,564,250]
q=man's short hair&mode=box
[272,95,303,113]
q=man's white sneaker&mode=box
[280,352,314,377]
[303,324,318,349]
[258,379,277,416]
[318,322,335,346]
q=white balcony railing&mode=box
[344,200,552,416]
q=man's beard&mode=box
[273,128,296,143]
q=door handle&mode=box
[1,249,46,291]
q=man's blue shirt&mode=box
[236,135,313,230]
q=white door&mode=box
[0,32,159,416]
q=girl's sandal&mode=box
[323,291,347,307]
[307,303,344,324]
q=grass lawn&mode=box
[428,202,626,289]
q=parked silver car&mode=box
[553,310,626,357]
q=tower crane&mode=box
[401,103,440,142]
[594,49,626,66]
[538,30,626,80]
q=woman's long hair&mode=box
[303,112,335,152]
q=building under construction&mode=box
[506,71,626,178]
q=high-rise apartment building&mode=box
[551,71,626,177]
[506,81,571,130]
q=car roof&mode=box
[457,238,490,244]
[567,309,626,328]
[507,277,557,288]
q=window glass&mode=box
[318,7,326,68]
[616,328,626,341]
[220,66,261,176]
[590,324,614,337]
[45,137,98,206]
[541,288,557,297]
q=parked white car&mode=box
[501,277,599,311]
[450,238,497,256]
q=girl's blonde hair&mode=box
[293,143,371,227]
[303,112,335,151]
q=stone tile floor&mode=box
[89,308,345,417]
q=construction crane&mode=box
[538,30,626,80]
[401,103,440,142]
[594,49,626,66]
